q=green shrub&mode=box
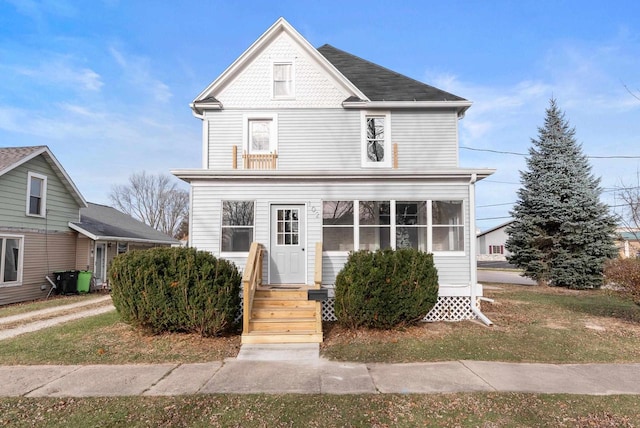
[604,258,640,306]
[109,247,241,337]
[334,248,439,329]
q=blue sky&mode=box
[1,1,639,230]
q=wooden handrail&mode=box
[242,150,278,169]
[242,242,263,334]
[314,242,322,288]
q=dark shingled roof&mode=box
[317,44,465,102]
[71,203,179,244]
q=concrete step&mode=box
[241,331,323,344]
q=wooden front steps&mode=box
[241,287,323,344]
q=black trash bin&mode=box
[54,270,80,294]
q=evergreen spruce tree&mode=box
[505,99,617,289]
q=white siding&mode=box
[190,179,471,289]
[392,110,459,169]
[205,108,459,171]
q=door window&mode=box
[276,209,299,246]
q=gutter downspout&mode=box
[469,173,493,326]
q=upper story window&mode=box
[1,235,23,286]
[26,172,47,217]
[361,111,391,168]
[221,201,254,252]
[244,114,278,155]
[273,62,293,99]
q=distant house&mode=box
[0,145,179,305]
[69,203,180,287]
[173,18,496,343]
[0,146,86,305]
[615,229,640,259]
[476,220,514,261]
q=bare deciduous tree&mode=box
[616,171,640,239]
[110,172,189,238]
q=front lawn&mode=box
[0,284,639,365]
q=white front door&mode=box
[270,205,306,284]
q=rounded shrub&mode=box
[604,257,640,306]
[109,247,241,337]
[334,248,439,329]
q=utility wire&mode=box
[461,146,640,159]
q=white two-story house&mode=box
[173,18,495,343]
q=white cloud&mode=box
[13,57,103,92]
[109,46,173,103]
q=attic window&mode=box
[26,172,47,217]
[273,62,293,98]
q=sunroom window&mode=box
[396,201,428,251]
[322,201,354,251]
[432,201,464,252]
[359,201,391,251]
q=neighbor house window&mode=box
[396,201,428,251]
[1,236,23,286]
[489,245,504,255]
[432,201,464,252]
[26,172,47,217]
[361,111,391,168]
[273,62,293,98]
[221,201,254,252]
[322,201,354,251]
[359,201,391,251]
[243,114,278,155]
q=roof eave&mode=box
[342,100,472,117]
[172,168,496,182]
[69,222,178,245]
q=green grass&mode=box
[0,311,240,365]
[0,394,638,427]
[321,284,640,363]
[2,283,640,365]
[0,293,107,318]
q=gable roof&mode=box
[192,17,366,112]
[69,203,179,245]
[0,145,87,208]
[317,44,465,103]
[477,220,515,237]
[192,18,470,115]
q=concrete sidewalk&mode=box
[2,360,640,397]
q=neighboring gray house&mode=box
[69,203,180,287]
[0,146,87,305]
[477,220,514,261]
[172,18,495,343]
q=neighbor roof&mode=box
[317,44,466,102]
[0,145,87,208]
[69,202,179,245]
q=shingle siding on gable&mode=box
[217,33,350,109]
[0,155,81,231]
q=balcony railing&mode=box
[231,143,398,169]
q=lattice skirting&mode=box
[321,296,478,322]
